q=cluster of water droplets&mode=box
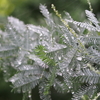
[28,90,32,100]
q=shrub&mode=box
[0,0,100,100]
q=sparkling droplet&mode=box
[17,61,21,65]
[77,57,82,61]
[29,94,31,98]
[82,73,85,76]
[69,72,72,75]
[31,37,34,41]
[28,90,32,100]
[40,33,42,36]
[93,86,96,89]
[9,27,12,30]
[53,84,55,87]
[69,86,71,89]
[10,79,15,83]
[4,70,7,73]
[19,47,22,50]
[58,72,62,76]
[97,93,100,96]
[58,56,61,60]
[66,68,69,72]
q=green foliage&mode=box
[0,0,26,16]
[0,1,100,100]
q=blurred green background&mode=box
[0,0,100,24]
[0,0,100,100]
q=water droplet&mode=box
[69,86,71,89]
[93,86,96,89]
[86,35,89,37]
[29,94,31,98]
[27,52,30,55]
[31,37,34,41]
[53,84,55,87]
[28,90,32,100]
[66,68,69,72]
[77,57,82,61]
[4,70,7,73]
[82,73,85,76]
[10,79,15,83]
[30,44,33,47]
[58,56,61,60]
[44,50,47,53]
[97,93,100,96]
[69,72,72,75]
[40,33,42,36]
[17,61,21,65]
[9,27,12,30]
[19,47,22,50]
[58,72,62,76]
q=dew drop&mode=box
[27,52,30,55]
[93,86,96,89]
[58,72,62,76]
[28,94,31,98]
[58,56,61,60]
[10,79,15,83]
[30,44,33,47]
[69,86,71,89]
[40,33,42,37]
[86,35,89,37]
[28,91,32,100]
[4,70,7,73]
[77,57,82,61]
[69,72,72,75]
[19,47,22,50]
[9,27,12,30]
[97,93,100,96]
[17,61,21,65]
[66,68,69,72]
[31,37,34,41]
[53,84,55,87]
[82,73,85,76]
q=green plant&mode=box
[0,1,100,100]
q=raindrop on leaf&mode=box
[77,57,82,61]
[58,56,61,60]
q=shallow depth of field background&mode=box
[0,0,100,100]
